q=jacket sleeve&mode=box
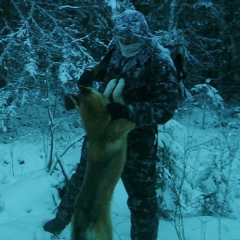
[128,52,179,127]
[91,40,116,83]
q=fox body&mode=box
[71,79,135,240]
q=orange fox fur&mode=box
[71,79,135,240]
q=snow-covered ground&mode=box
[0,105,239,240]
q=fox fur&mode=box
[70,79,135,240]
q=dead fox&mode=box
[70,79,135,240]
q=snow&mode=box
[0,106,240,240]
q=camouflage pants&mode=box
[56,126,160,240]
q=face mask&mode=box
[118,39,144,58]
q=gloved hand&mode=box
[77,69,94,87]
[43,217,68,234]
[106,102,130,121]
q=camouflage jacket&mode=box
[92,39,179,128]
[88,10,179,128]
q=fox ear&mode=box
[78,85,92,95]
[68,94,80,108]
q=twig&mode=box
[50,153,69,182]
[59,135,85,158]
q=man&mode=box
[44,9,179,239]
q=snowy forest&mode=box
[0,0,240,240]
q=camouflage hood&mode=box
[112,10,153,45]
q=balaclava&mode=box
[112,10,153,57]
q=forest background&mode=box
[0,1,240,239]
[1,0,239,127]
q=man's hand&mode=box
[106,102,130,120]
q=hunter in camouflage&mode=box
[44,9,179,240]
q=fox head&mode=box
[70,85,111,138]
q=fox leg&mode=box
[103,78,125,104]
[103,79,117,98]
[112,78,125,104]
